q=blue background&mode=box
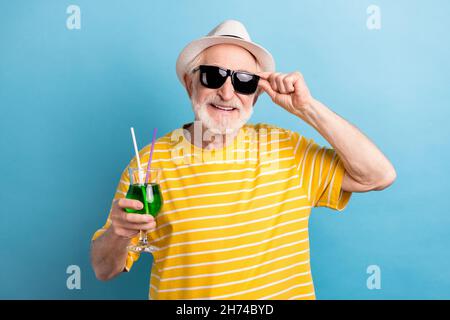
[1,0,449,299]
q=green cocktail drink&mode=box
[125,183,163,217]
[125,167,163,253]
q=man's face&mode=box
[186,44,259,135]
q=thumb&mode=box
[134,200,144,210]
[258,79,277,100]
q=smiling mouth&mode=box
[209,103,238,112]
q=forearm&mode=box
[299,98,396,185]
[91,227,130,281]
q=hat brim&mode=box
[176,36,275,88]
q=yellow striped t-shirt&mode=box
[92,122,352,300]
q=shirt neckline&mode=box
[180,122,249,154]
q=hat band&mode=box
[219,34,244,39]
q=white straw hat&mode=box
[175,19,275,88]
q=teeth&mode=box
[212,104,235,111]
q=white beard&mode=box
[190,88,253,135]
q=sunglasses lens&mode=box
[200,66,227,89]
[233,72,259,94]
[198,65,259,95]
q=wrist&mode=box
[294,98,319,126]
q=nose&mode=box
[217,76,235,101]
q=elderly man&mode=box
[91,20,396,300]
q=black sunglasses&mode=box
[192,65,260,95]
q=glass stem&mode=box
[139,230,147,244]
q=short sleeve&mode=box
[290,131,352,211]
[91,166,140,272]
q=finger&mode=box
[292,71,305,91]
[125,213,154,224]
[276,75,288,94]
[269,73,279,92]
[258,79,277,100]
[116,198,144,211]
[139,222,157,231]
[283,75,296,93]
[122,221,156,231]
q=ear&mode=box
[184,73,193,98]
